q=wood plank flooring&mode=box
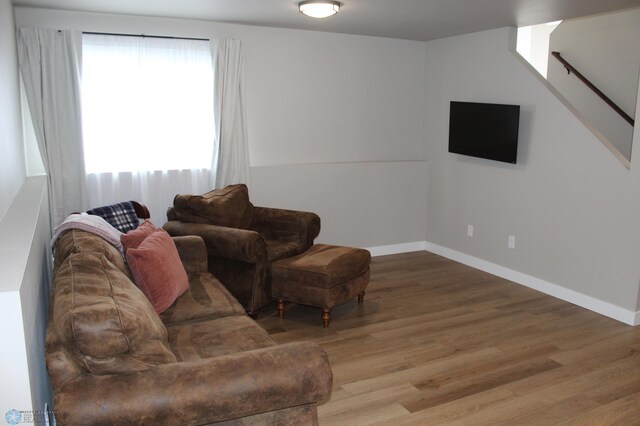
[256,251,640,425]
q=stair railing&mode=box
[551,51,634,126]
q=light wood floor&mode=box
[257,251,640,425]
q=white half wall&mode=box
[424,27,640,313]
[0,176,52,417]
[0,0,53,417]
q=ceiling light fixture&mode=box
[298,1,341,18]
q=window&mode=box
[81,34,214,173]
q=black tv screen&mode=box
[448,101,520,164]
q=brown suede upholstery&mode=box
[272,244,371,327]
[52,252,176,375]
[164,184,321,315]
[54,227,132,278]
[167,316,277,361]
[47,230,333,425]
[173,184,254,229]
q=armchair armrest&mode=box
[171,235,208,274]
[252,207,321,249]
[54,342,333,426]
[164,221,267,264]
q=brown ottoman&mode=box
[272,244,371,328]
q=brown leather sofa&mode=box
[47,228,332,425]
[164,184,320,316]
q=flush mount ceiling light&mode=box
[298,1,341,18]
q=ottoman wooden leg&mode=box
[358,290,366,304]
[277,299,285,319]
[322,308,331,328]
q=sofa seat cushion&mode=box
[166,316,276,362]
[173,184,254,229]
[54,229,131,278]
[160,272,246,325]
[53,253,176,375]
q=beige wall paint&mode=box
[424,27,640,312]
[15,6,429,247]
[251,161,428,248]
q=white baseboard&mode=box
[366,240,639,326]
[365,241,427,257]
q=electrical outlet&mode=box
[467,224,474,237]
[508,235,515,249]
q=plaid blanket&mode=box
[87,201,140,233]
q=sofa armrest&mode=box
[53,342,333,426]
[171,236,208,274]
[252,206,321,249]
[164,221,267,264]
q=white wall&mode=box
[548,9,640,162]
[14,7,429,248]
[0,0,53,416]
[424,27,640,315]
[516,22,559,78]
[0,0,25,221]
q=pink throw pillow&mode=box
[126,229,189,313]
[121,219,157,254]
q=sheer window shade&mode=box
[81,34,217,226]
[81,35,215,173]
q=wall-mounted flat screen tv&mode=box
[448,101,520,164]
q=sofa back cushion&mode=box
[172,184,254,229]
[54,228,131,279]
[52,252,176,375]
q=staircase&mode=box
[516,9,639,167]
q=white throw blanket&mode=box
[51,213,123,251]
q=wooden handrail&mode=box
[551,51,634,126]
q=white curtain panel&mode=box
[211,39,251,189]
[86,169,212,227]
[17,28,88,227]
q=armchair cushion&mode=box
[52,253,176,375]
[126,230,189,313]
[173,183,254,229]
[265,238,305,262]
[252,207,321,250]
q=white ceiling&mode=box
[11,0,640,41]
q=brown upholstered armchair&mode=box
[163,184,320,316]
